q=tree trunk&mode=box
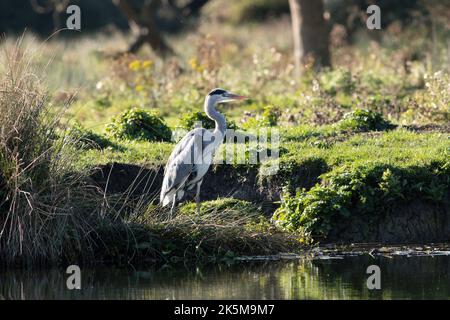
[113,0,173,57]
[113,0,210,57]
[289,0,330,74]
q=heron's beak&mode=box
[227,93,247,101]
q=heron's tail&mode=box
[161,195,171,207]
[160,187,174,207]
[160,189,183,207]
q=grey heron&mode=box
[160,88,247,217]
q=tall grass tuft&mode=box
[0,38,100,266]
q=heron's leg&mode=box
[195,181,202,215]
[170,193,177,220]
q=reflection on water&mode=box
[1,255,449,299]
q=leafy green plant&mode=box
[272,185,352,236]
[241,105,281,129]
[272,162,449,238]
[337,109,394,132]
[179,111,238,131]
[106,108,172,142]
[260,105,281,126]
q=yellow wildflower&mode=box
[128,60,141,71]
[189,57,204,73]
[142,60,153,69]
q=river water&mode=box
[1,255,449,299]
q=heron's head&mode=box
[208,88,247,104]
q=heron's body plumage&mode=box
[160,127,221,206]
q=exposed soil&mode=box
[89,161,327,214]
[403,123,450,133]
[89,163,281,214]
[327,201,450,243]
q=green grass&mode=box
[76,140,173,169]
[281,129,448,169]
[76,125,449,171]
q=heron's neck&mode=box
[204,96,227,137]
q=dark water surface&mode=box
[1,255,449,299]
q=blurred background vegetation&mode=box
[1,0,447,128]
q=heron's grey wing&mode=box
[164,128,205,175]
[160,128,205,203]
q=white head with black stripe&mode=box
[207,88,247,104]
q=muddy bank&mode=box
[89,162,325,214]
[90,162,450,244]
[89,163,278,213]
[327,201,450,243]
[403,123,450,133]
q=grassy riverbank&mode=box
[0,7,449,266]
